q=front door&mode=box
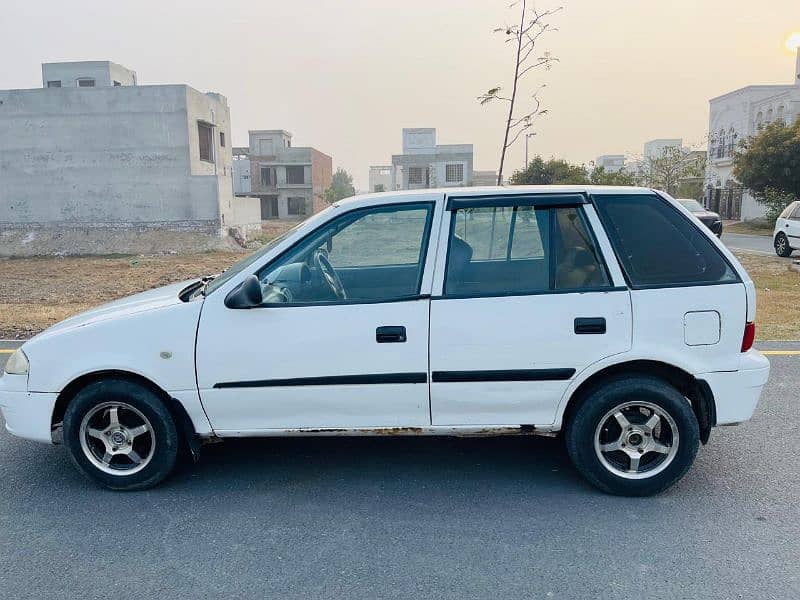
[429,194,632,426]
[196,201,437,433]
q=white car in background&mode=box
[774,200,800,257]
[0,186,770,496]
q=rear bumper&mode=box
[699,350,770,425]
[0,376,58,444]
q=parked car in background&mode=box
[676,199,723,237]
[0,186,769,496]
[773,200,800,257]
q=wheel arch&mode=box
[51,370,201,457]
[560,360,716,444]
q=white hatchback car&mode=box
[773,200,800,257]
[0,186,770,495]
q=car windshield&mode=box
[203,221,306,295]
[678,199,704,212]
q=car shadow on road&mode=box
[168,434,594,496]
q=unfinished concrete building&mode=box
[0,61,260,256]
[233,130,332,220]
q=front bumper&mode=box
[699,350,770,425]
[0,375,58,444]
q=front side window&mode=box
[256,203,433,305]
[444,203,609,297]
[198,122,214,162]
[47,80,61,88]
[594,193,738,288]
[77,78,95,87]
[779,202,797,220]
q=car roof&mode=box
[336,185,658,209]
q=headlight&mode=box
[4,349,29,375]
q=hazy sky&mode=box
[3,0,799,189]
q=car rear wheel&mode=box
[565,375,699,496]
[775,233,793,257]
[63,379,180,490]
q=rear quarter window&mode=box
[593,193,739,288]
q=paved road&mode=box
[1,342,799,599]
[723,232,775,255]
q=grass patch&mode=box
[734,251,800,340]
[725,220,773,236]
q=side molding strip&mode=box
[432,369,575,383]
[214,372,428,389]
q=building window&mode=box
[77,78,95,87]
[113,81,121,87]
[408,167,425,185]
[260,167,276,187]
[446,163,464,183]
[717,130,726,159]
[220,131,226,147]
[198,122,214,162]
[286,166,305,185]
[47,80,61,88]
[287,197,307,216]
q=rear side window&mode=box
[444,204,610,297]
[593,194,739,288]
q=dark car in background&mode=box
[677,199,723,237]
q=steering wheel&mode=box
[314,249,348,300]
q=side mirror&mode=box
[224,274,263,309]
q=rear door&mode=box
[428,193,632,426]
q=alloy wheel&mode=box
[79,401,156,476]
[593,401,679,480]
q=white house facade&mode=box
[390,128,474,190]
[705,49,800,221]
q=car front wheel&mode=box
[775,233,793,257]
[565,375,699,496]
[63,379,180,490]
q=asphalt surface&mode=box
[723,232,775,256]
[1,341,799,599]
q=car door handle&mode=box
[574,317,606,335]
[376,326,407,343]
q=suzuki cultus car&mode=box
[0,186,770,496]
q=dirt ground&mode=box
[0,245,797,341]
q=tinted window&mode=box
[594,194,738,287]
[444,204,609,297]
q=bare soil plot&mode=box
[0,242,797,341]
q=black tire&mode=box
[565,375,699,496]
[63,379,180,491]
[775,233,793,257]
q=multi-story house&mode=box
[234,130,332,220]
[705,48,800,220]
[390,128,474,190]
[595,154,626,173]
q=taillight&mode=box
[741,322,756,352]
